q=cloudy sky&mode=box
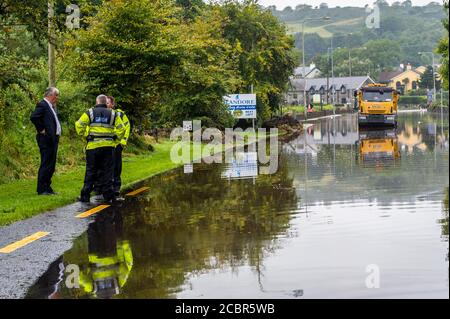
[258,0,440,10]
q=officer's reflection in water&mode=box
[26,207,133,299]
[80,207,133,298]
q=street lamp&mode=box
[328,44,335,114]
[300,16,331,118]
[346,33,353,77]
[418,51,437,101]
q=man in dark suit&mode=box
[30,87,62,195]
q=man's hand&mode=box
[40,129,46,134]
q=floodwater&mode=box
[26,112,449,299]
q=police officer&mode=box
[75,94,125,203]
[107,96,131,197]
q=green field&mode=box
[285,18,364,38]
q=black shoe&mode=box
[102,195,116,204]
[38,191,54,196]
[114,191,120,197]
[77,196,90,203]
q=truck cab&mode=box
[355,84,399,126]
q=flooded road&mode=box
[26,112,449,299]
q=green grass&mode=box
[282,104,335,114]
[0,132,278,226]
[285,18,364,38]
[0,140,180,226]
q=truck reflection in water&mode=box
[357,128,400,167]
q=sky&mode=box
[258,0,441,10]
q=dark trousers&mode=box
[80,147,115,201]
[113,145,123,193]
[36,134,59,194]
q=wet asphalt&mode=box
[0,199,103,299]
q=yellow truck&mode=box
[355,84,399,126]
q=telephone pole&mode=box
[48,0,56,87]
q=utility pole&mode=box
[302,21,307,120]
[419,52,437,101]
[329,36,335,116]
[349,48,352,77]
[300,16,331,119]
[347,33,353,78]
[48,0,56,87]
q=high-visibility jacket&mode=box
[79,240,133,297]
[75,105,125,150]
[115,108,130,147]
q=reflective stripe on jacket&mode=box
[75,105,126,150]
[115,109,130,147]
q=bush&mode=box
[407,89,427,96]
[398,95,427,105]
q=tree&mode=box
[419,65,437,90]
[216,0,295,119]
[283,6,293,14]
[175,0,205,20]
[436,0,449,90]
[402,0,412,7]
[364,39,402,70]
[68,0,237,129]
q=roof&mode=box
[293,65,320,77]
[378,71,403,83]
[379,68,422,83]
[289,76,375,91]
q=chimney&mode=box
[310,63,316,69]
[406,63,412,70]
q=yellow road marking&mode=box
[0,232,50,254]
[126,187,150,197]
[76,204,110,218]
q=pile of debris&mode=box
[262,114,303,139]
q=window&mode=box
[412,81,417,90]
[362,91,393,102]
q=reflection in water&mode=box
[26,209,133,299]
[357,128,400,167]
[79,209,133,299]
[27,112,448,299]
[25,257,65,299]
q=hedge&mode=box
[398,96,427,105]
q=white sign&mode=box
[224,94,257,119]
[184,164,193,174]
[313,94,321,104]
[183,121,193,131]
[221,152,258,180]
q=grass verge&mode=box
[0,130,283,226]
[0,140,179,226]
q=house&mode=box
[378,63,422,93]
[286,75,375,106]
[292,63,321,79]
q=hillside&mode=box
[268,2,446,67]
